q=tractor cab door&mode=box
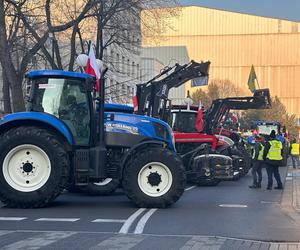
[27,77,93,146]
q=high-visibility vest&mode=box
[291,143,300,155]
[252,143,264,161]
[267,140,283,161]
[258,145,265,161]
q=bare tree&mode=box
[0,0,180,111]
[191,79,245,108]
[0,0,99,112]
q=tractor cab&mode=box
[26,70,94,145]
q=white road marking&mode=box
[92,219,126,223]
[119,208,146,234]
[1,231,75,250]
[0,231,13,236]
[185,185,196,191]
[261,201,279,204]
[134,208,157,234]
[35,218,80,222]
[286,177,293,180]
[0,217,27,221]
[219,204,248,208]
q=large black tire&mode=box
[122,147,185,208]
[197,179,221,186]
[81,179,120,195]
[0,126,69,208]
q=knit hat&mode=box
[270,130,276,139]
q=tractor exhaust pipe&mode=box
[90,66,108,181]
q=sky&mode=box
[179,0,300,22]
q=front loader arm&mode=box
[204,88,272,134]
[136,60,210,119]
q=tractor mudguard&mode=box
[0,112,74,145]
[119,140,167,178]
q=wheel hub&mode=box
[137,162,173,197]
[147,171,162,186]
[22,162,34,173]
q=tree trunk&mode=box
[2,70,12,113]
[0,0,25,112]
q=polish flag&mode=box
[195,101,203,132]
[85,45,101,91]
[133,86,138,112]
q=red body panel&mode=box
[174,131,217,150]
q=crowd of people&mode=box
[247,129,299,190]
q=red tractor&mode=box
[170,89,272,179]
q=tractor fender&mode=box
[119,140,166,178]
[0,112,74,146]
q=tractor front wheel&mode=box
[122,147,185,208]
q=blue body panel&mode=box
[26,70,93,80]
[104,103,134,113]
[104,112,175,151]
[0,112,74,144]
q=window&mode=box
[116,53,120,71]
[127,59,130,76]
[122,56,125,74]
[132,62,135,77]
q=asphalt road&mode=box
[0,166,300,249]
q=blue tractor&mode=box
[0,67,185,208]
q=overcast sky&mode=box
[179,0,300,22]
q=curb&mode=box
[292,169,300,212]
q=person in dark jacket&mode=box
[249,135,264,188]
[263,130,283,190]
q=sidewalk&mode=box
[281,166,300,214]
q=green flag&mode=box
[247,65,257,93]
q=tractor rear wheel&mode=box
[0,126,69,208]
[122,147,185,208]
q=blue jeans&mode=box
[291,155,299,168]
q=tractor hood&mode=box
[104,112,174,149]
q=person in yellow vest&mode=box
[263,130,283,190]
[289,138,299,169]
[249,135,265,188]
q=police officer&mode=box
[249,135,264,188]
[263,130,283,190]
[290,138,299,169]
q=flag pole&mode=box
[255,77,260,89]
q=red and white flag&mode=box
[133,86,138,112]
[195,101,203,132]
[85,45,101,91]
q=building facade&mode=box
[142,6,300,118]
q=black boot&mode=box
[249,184,258,189]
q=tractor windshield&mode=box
[28,77,91,145]
[171,111,197,133]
